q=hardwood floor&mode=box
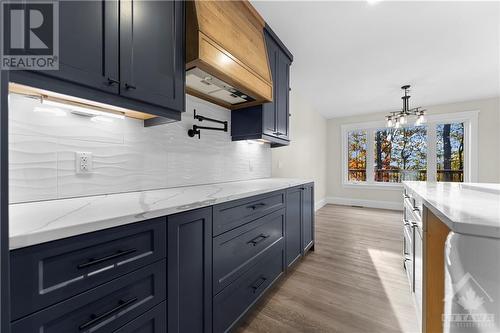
[235,204,419,333]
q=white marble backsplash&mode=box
[8,94,271,203]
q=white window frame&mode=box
[341,110,479,189]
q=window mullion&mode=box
[427,124,437,182]
[366,129,375,183]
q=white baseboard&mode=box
[315,198,327,211]
[325,196,402,211]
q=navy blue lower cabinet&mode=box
[213,208,285,294]
[213,190,285,237]
[213,241,284,333]
[285,187,303,267]
[10,217,167,321]
[11,260,166,333]
[113,301,167,333]
[302,183,315,252]
[167,207,212,333]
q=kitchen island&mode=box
[403,181,500,333]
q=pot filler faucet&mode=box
[187,109,228,139]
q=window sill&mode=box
[342,182,404,190]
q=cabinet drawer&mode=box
[213,241,284,333]
[113,301,166,333]
[11,217,166,320]
[213,208,284,294]
[11,260,166,333]
[213,191,285,236]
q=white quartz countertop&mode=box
[403,181,500,238]
[9,178,313,249]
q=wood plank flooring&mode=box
[235,204,419,333]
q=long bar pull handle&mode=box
[247,234,270,246]
[79,297,138,330]
[77,249,137,269]
[247,203,266,210]
[250,276,267,294]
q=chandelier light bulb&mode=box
[395,119,401,129]
[400,115,406,125]
[418,113,425,124]
[387,117,393,128]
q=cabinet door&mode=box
[120,0,185,112]
[302,185,314,252]
[276,51,291,140]
[262,31,278,136]
[167,208,212,333]
[42,0,119,94]
[285,187,302,267]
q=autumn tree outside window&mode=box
[342,111,478,187]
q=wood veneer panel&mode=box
[423,207,450,333]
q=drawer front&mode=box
[12,260,166,333]
[213,241,284,333]
[113,301,166,333]
[11,218,166,320]
[213,208,284,294]
[403,186,422,221]
[213,191,285,236]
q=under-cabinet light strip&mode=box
[41,98,125,119]
[8,90,126,119]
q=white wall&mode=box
[271,91,328,210]
[9,94,271,203]
[326,97,500,208]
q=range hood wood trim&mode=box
[186,0,273,108]
[186,87,232,110]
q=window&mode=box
[347,130,367,181]
[374,126,427,183]
[342,111,478,187]
[436,122,464,182]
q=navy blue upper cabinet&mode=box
[10,0,184,120]
[120,0,185,112]
[39,0,119,94]
[276,50,291,140]
[167,208,212,333]
[262,33,279,138]
[231,24,293,147]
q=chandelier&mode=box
[386,85,425,128]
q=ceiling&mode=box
[252,1,500,118]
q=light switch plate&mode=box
[76,152,93,174]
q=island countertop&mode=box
[9,178,313,250]
[403,181,500,238]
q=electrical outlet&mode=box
[76,152,93,174]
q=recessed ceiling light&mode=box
[367,0,381,5]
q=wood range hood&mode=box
[186,1,273,110]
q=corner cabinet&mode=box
[10,0,185,121]
[231,24,293,147]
